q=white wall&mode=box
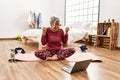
[0,0,65,38]
[1,0,120,47]
[99,0,120,47]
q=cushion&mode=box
[70,22,90,30]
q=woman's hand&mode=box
[65,27,69,34]
[42,27,47,36]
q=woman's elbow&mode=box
[41,41,46,45]
[63,40,68,44]
[42,43,46,45]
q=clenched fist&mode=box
[42,27,47,36]
[65,27,69,34]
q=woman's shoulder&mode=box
[46,27,51,30]
[46,27,50,29]
[59,28,64,31]
[59,28,64,32]
[57,28,64,34]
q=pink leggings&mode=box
[35,48,75,60]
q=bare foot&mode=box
[46,54,58,61]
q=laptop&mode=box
[62,59,92,74]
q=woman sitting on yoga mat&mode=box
[35,16,75,60]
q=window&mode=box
[65,0,100,34]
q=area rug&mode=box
[8,52,102,62]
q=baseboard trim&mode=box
[0,38,17,40]
[117,47,120,50]
[0,38,120,50]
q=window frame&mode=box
[64,0,100,27]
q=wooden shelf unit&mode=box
[89,35,96,46]
[95,22,119,50]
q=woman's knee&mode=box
[57,48,75,60]
[34,50,46,60]
[64,48,75,54]
[68,48,75,53]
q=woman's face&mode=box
[55,21,60,29]
[51,21,60,29]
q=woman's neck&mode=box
[50,27,59,32]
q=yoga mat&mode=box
[8,52,102,62]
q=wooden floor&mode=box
[0,40,120,80]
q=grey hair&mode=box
[50,16,60,26]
